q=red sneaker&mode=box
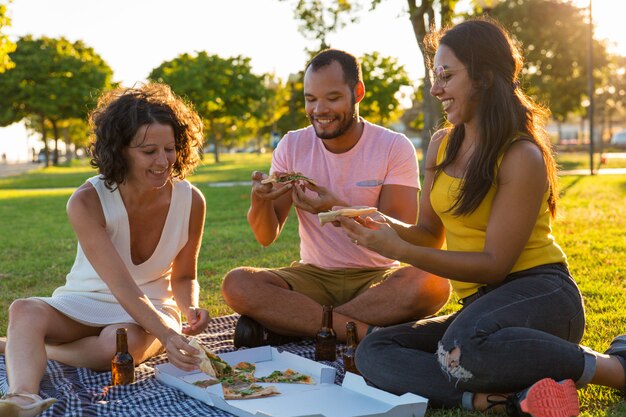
[517,378,579,417]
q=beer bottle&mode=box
[111,328,135,385]
[315,305,336,361]
[342,321,360,375]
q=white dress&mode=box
[36,176,192,331]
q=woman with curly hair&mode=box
[0,83,209,416]
[339,19,626,416]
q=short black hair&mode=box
[305,48,362,89]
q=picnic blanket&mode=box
[0,314,348,417]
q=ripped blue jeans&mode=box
[355,263,590,409]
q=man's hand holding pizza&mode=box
[251,171,293,202]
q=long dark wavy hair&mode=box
[89,83,204,189]
[425,18,558,217]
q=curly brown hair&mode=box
[89,83,204,189]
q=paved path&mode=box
[561,167,626,175]
[0,162,41,178]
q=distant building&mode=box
[0,123,41,163]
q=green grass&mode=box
[0,153,625,415]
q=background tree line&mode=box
[1,0,625,166]
[286,0,626,152]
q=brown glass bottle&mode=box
[342,321,360,375]
[315,305,337,361]
[111,328,135,385]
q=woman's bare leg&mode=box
[45,323,163,370]
[6,298,166,404]
[5,299,101,398]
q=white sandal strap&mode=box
[3,392,44,403]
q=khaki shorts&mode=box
[269,261,399,307]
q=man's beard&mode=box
[310,104,359,140]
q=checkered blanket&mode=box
[0,314,347,416]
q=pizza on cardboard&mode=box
[188,338,314,400]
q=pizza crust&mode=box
[188,337,218,378]
[318,206,378,226]
[223,384,280,400]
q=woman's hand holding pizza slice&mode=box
[318,206,379,226]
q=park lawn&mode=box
[0,155,624,416]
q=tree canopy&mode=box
[0,36,113,165]
[149,52,272,162]
[285,0,623,147]
[0,1,15,73]
[490,0,608,126]
[360,52,411,125]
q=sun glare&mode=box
[570,0,626,55]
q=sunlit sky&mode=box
[1,0,624,161]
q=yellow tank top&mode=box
[430,134,567,299]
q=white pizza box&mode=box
[154,345,427,417]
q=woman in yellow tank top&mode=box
[338,18,626,417]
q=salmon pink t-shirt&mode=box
[272,119,420,269]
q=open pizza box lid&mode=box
[155,345,428,417]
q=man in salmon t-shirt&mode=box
[221,48,450,348]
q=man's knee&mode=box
[222,267,251,297]
[222,267,267,302]
[391,268,451,315]
[418,273,452,313]
[221,267,286,313]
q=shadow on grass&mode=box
[559,175,583,199]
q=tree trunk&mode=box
[213,132,221,164]
[40,115,50,168]
[557,121,563,143]
[63,127,73,162]
[206,118,220,164]
[51,120,61,165]
[407,0,445,162]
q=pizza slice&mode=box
[261,171,317,186]
[184,340,317,400]
[222,382,280,400]
[231,362,257,383]
[256,368,314,385]
[188,337,232,378]
[318,206,378,226]
[192,379,220,388]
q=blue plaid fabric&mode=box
[0,314,347,416]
